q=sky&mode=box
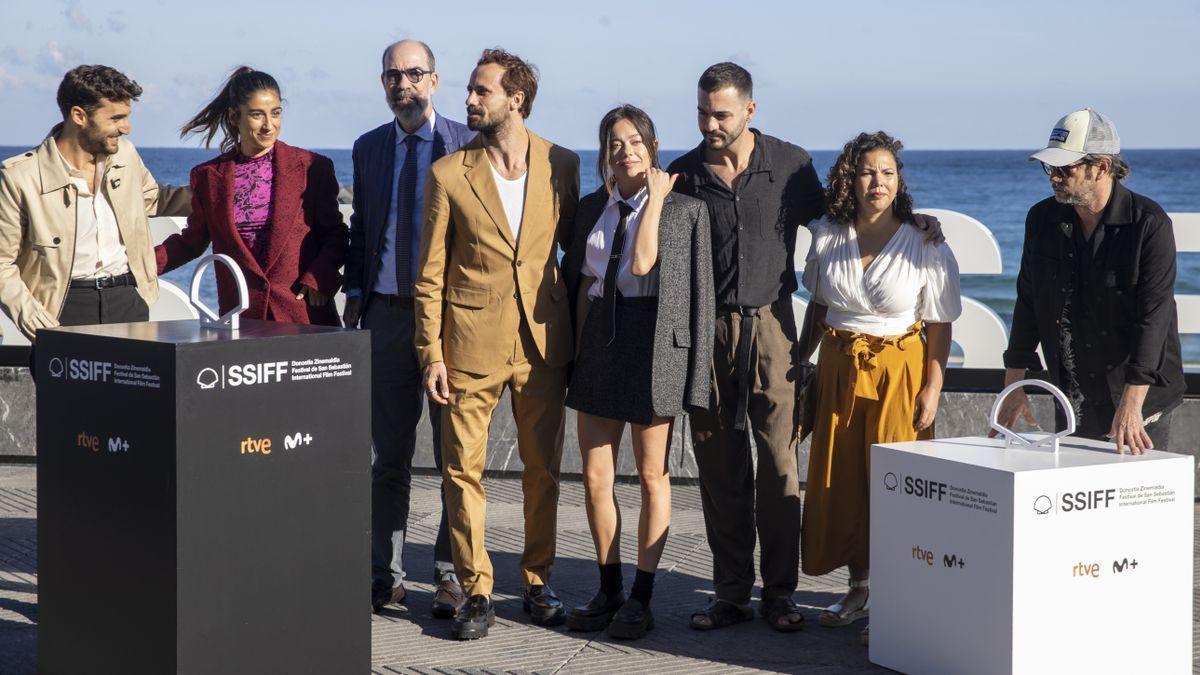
[1,0,1198,151]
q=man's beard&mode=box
[1053,185,1094,206]
[80,124,117,156]
[466,107,501,135]
[704,120,746,150]
[389,94,427,120]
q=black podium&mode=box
[36,319,370,674]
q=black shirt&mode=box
[1004,180,1185,418]
[667,130,824,308]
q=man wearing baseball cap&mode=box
[996,108,1184,454]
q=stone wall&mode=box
[3,368,1196,490]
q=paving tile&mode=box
[0,464,1195,674]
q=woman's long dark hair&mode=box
[824,131,914,226]
[180,66,281,154]
[596,104,660,190]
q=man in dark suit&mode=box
[343,39,475,617]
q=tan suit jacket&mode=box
[415,131,579,375]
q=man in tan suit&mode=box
[415,48,579,640]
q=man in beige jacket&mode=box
[415,48,578,640]
[0,65,160,342]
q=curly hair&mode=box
[56,65,143,119]
[477,48,539,118]
[824,131,914,226]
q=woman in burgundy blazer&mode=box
[157,67,346,325]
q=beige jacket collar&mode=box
[37,124,130,195]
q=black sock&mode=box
[599,563,623,595]
[629,568,655,605]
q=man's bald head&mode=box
[382,40,435,73]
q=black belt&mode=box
[369,292,414,308]
[733,306,759,431]
[70,272,136,290]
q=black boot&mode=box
[451,594,495,640]
[565,589,626,631]
[607,597,654,639]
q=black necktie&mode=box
[395,134,420,297]
[601,201,635,345]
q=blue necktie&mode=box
[396,134,420,297]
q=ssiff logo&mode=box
[48,357,65,379]
[196,368,219,389]
[883,472,899,491]
[1033,495,1053,515]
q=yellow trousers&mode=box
[442,323,567,596]
[801,323,930,576]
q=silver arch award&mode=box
[190,253,250,330]
[867,379,1193,674]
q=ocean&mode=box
[4,145,1199,363]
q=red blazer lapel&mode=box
[263,141,305,274]
[213,154,266,279]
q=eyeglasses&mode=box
[383,68,432,85]
[1041,160,1085,177]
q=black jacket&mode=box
[1004,180,1185,416]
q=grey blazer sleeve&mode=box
[685,200,715,410]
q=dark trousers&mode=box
[366,295,453,590]
[1058,396,1174,451]
[58,284,149,327]
[688,298,803,605]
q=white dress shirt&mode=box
[373,112,436,295]
[802,218,961,336]
[62,155,130,280]
[583,187,659,299]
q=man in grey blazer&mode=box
[344,39,475,617]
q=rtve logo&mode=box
[911,545,967,570]
[240,431,314,457]
[75,431,130,453]
[196,361,289,390]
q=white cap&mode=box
[1029,108,1121,166]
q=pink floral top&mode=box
[233,150,274,266]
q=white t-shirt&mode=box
[583,187,659,299]
[801,218,962,337]
[490,164,527,242]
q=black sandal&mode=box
[761,596,806,633]
[689,599,754,631]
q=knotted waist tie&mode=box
[823,321,924,430]
[818,322,924,488]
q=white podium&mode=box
[869,388,1194,674]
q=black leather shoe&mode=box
[522,584,565,626]
[565,589,626,632]
[607,597,653,639]
[451,594,495,640]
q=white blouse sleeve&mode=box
[919,242,962,323]
[800,221,825,303]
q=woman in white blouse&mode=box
[560,105,713,639]
[798,131,961,645]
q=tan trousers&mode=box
[441,322,566,597]
[801,323,929,576]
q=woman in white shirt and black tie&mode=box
[561,105,714,640]
[798,131,961,646]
